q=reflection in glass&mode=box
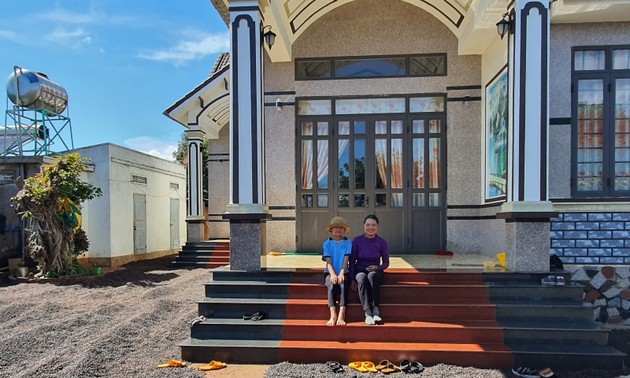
[338,121,350,135]
[336,98,405,114]
[317,122,329,135]
[317,140,329,189]
[301,140,313,189]
[302,194,313,208]
[429,138,440,188]
[410,97,445,113]
[413,138,424,188]
[302,122,313,136]
[391,193,403,207]
[429,119,440,133]
[413,193,425,207]
[338,194,349,207]
[338,139,350,189]
[577,79,604,191]
[375,193,387,207]
[354,194,366,207]
[391,139,403,189]
[413,119,425,133]
[574,50,605,71]
[375,120,387,134]
[375,139,388,189]
[318,194,329,207]
[429,193,440,207]
[392,120,403,134]
[354,139,366,189]
[613,49,630,70]
[335,57,405,77]
[615,78,630,191]
[410,55,446,75]
[296,60,332,79]
[354,121,366,134]
[298,99,332,115]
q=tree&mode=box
[11,153,102,275]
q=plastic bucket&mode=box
[496,252,507,268]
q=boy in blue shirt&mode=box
[322,216,352,326]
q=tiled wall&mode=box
[550,213,630,264]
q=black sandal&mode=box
[326,361,344,373]
[243,311,267,321]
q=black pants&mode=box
[355,270,384,312]
[325,273,349,307]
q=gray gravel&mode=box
[1,257,628,378]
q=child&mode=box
[323,216,352,326]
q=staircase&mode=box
[171,240,229,268]
[179,268,626,369]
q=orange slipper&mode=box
[349,361,366,372]
[198,360,227,371]
[362,361,378,372]
[158,359,186,368]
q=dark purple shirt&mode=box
[349,234,389,278]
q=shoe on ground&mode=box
[538,367,557,378]
[555,276,566,286]
[373,314,382,322]
[512,366,539,378]
[365,314,375,325]
[541,275,557,286]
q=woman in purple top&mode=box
[350,214,389,325]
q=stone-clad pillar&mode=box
[185,129,206,242]
[223,0,271,270]
[499,0,556,272]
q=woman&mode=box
[350,214,389,325]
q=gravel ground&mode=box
[1,255,628,378]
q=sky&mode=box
[0,0,229,161]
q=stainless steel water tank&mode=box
[6,67,68,115]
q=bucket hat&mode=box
[326,216,350,232]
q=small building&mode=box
[74,143,186,267]
[166,0,630,271]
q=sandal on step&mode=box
[158,359,186,368]
[326,361,344,373]
[198,360,226,371]
[512,367,540,378]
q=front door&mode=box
[296,96,446,253]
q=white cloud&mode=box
[137,31,229,66]
[34,9,99,24]
[45,27,90,46]
[124,136,177,161]
[0,29,18,42]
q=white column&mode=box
[508,0,550,202]
[226,0,267,215]
[185,129,205,242]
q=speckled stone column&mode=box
[229,220,267,271]
[505,220,550,272]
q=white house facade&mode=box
[165,0,630,271]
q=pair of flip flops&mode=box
[243,311,267,321]
[326,361,344,373]
[157,359,186,368]
[198,360,227,371]
[375,359,401,374]
[399,359,425,374]
[348,361,378,373]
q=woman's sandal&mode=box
[362,361,378,372]
[409,361,425,374]
[326,361,344,373]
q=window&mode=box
[572,46,630,197]
[296,54,447,80]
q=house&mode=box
[165,0,630,271]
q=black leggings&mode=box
[325,273,349,307]
[354,270,384,312]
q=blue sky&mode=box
[0,0,229,160]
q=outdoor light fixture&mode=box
[262,25,276,49]
[496,12,512,40]
[275,98,282,111]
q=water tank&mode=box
[6,67,68,115]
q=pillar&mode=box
[185,129,206,242]
[498,0,556,271]
[223,0,271,270]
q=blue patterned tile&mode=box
[588,213,612,221]
[550,231,564,239]
[552,222,575,231]
[613,213,630,221]
[564,213,587,222]
[576,239,599,248]
[613,248,630,257]
[587,248,612,257]
[550,215,564,222]
[563,248,588,257]
[588,231,612,239]
[561,256,575,263]
[552,240,575,248]
[575,257,600,264]
[576,222,600,230]
[549,248,565,255]
[600,239,624,248]
[565,231,588,239]
[613,230,630,239]
[600,257,624,264]
[600,222,624,230]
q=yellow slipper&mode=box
[199,360,227,371]
[349,361,367,372]
[362,361,378,372]
[158,359,186,368]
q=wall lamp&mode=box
[496,12,513,40]
[262,25,276,49]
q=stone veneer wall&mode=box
[569,265,630,326]
[550,213,630,264]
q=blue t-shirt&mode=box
[322,237,352,275]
